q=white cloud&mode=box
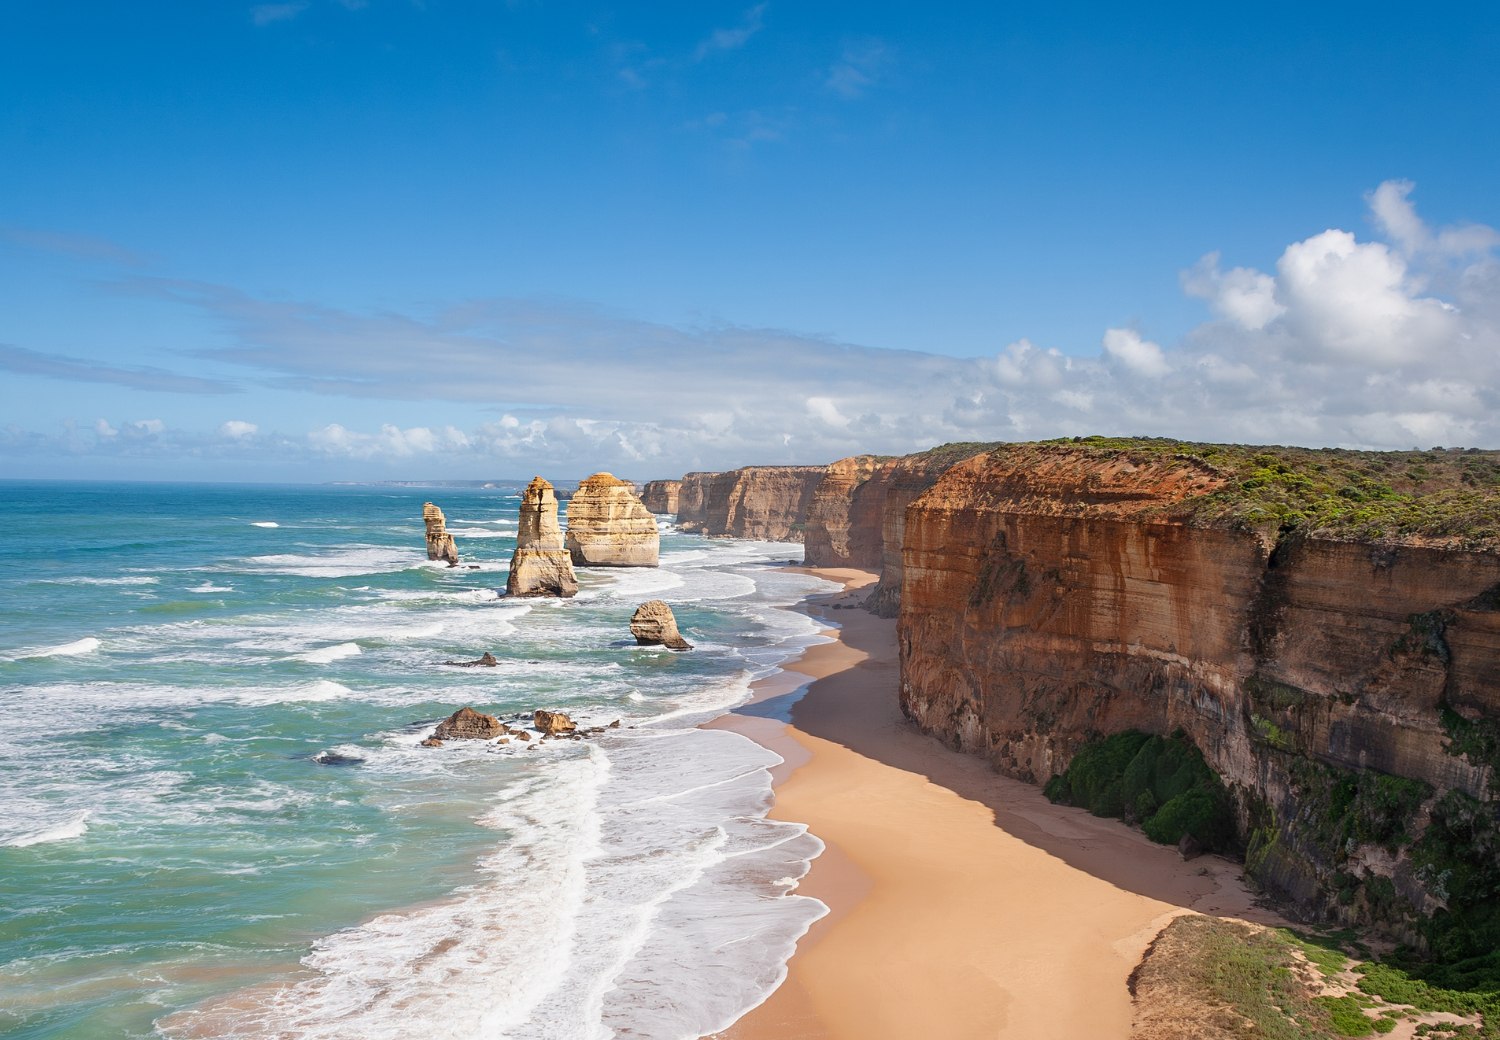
[1275,229,1456,366]
[1101,328,1171,378]
[806,396,850,427]
[1182,253,1285,330]
[219,420,258,439]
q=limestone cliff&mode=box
[801,446,995,615]
[506,477,578,598]
[676,466,826,542]
[640,480,681,514]
[895,440,1500,937]
[565,472,660,567]
[422,502,459,566]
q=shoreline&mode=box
[711,565,1288,1039]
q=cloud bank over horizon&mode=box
[3,181,1498,480]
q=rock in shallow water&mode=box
[629,600,693,651]
[432,706,504,740]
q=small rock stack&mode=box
[423,502,459,566]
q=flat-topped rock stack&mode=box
[565,472,660,567]
[422,501,459,566]
[506,477,579,598]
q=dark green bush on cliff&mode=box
[1045,731,1235,852]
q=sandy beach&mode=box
[710,567,1286,1040]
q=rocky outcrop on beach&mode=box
[894,440,1500,936]
[676,466,827,541]
[507,477,579,598]
[532,709,577,736]
[564,472,660,567]
[432,706,505,740]
[423,502,459,566]
[641,479,681,514]
[629,600,693,651]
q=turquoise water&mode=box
[0,482,832,1039]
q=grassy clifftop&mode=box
[953,436,1500,547]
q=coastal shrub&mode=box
[1046,730,1235,852]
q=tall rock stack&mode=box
[565,473,660,567]
[506,477,578,597]
[422,502,459,566]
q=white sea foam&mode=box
[42,575,159,586]
[188,582,233,593]
[250,521,280,528]
[294,642,362,664]
[233,547,422,579]
[2,811,91,848]
[9,636,102,660]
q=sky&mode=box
[3,2,1499,482]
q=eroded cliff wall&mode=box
[640,479,681,514]
[676,466,826,542]
[897,445,1500,933]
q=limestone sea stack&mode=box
[422,502,459,566]
[506,477,579,597]
[565,472,660,567]
[629,600,693,651]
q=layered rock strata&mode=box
[676,465,827,541]
[422,501,459,565]
[565,472,660,567]
[800,448,991,615]
[506,477,579,598]
[629,600,693,651]
[895,444,1500,932]
[640,479,681,514]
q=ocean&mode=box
[0,481,833,1040]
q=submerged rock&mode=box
[532,709,577,736]
[629,600,693,651]
[422,502,460,566]
[431,706,504,740]
[506,477,579,598]
[444,651,499,667]
[565,472,660,567]
[420,737,444,748]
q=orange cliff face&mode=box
[676,466,826,542]
[802,448,994,615]
[897,446,1500,926]
[640,479,681,514]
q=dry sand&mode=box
[709,567,1286,1040]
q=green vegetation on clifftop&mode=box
[990,436,1500,545]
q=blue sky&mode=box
[3,2,1499,481]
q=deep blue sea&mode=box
[0,481,832,1040]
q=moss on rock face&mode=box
[1044,730,1236,852]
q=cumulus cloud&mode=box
[219,420,259,438]
[1101,328,1171,378]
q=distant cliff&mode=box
[641,479,681,514]
[677,466,826,542]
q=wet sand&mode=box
[710,567,1283,1040]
